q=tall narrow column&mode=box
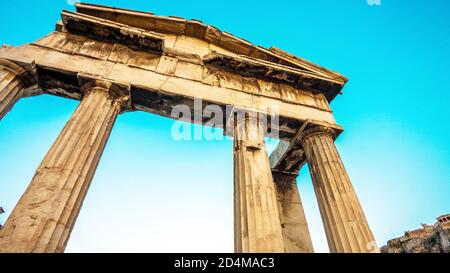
[0,58,37,121]
[233,113,285,253]
[273,171,314,253]
[299,126,378,253]
[0,78,129,253]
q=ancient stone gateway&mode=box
[0,3,378,253]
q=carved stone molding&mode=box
[297,125,338,146]
[78,72,132,112]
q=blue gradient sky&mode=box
[0,0,449,252]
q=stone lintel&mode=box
[0,44,338,140]
[270,120,343,174]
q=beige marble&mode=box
[273,171,314,252]
[0,58,36,121]
[0,4,375,253]
[0,80,127,253]
[233,113,285,252]
[300,126,379,253]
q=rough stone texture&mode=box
[72,2,348,100]
[300,126,379,253]
[74,3,348,91]
[233,114,285,252]
[203,52,344,96]
[0,58,37,121]
[381,214,450,253]
[0,42,338,140]
[273,171,314,253]
[0,80,126,253]
[62,10,164,54]
[270,140,306,175]
[31,31,334,115]
[270,121,343,181]
[0,4,373,253]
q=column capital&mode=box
[231,109,268,150]
[272,170,298,185]
[0,58,37,87]
[77,73,132,112]
[234,110,266,128]
[297,125,338,146]
[224,105,276,134]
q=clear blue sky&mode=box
[0,0,449,252]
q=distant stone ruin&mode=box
[381,214,450,253]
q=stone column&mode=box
[273,171,314,253]
[299,126,378,253]
[0,78,129,253]
[233,112,285,253]
[0,58,37,121]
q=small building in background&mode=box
[381,214,450,253]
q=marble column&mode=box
[273,171,314,253]
[299,126,378,253]
[233,113,285,253]
[0,79,129,253]
[0,58,37,121]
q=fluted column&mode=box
[0,58,37,121]
[0,78,129,253]
[299,126,378,253]
[273,171,314,253]
[233,113,285,252]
